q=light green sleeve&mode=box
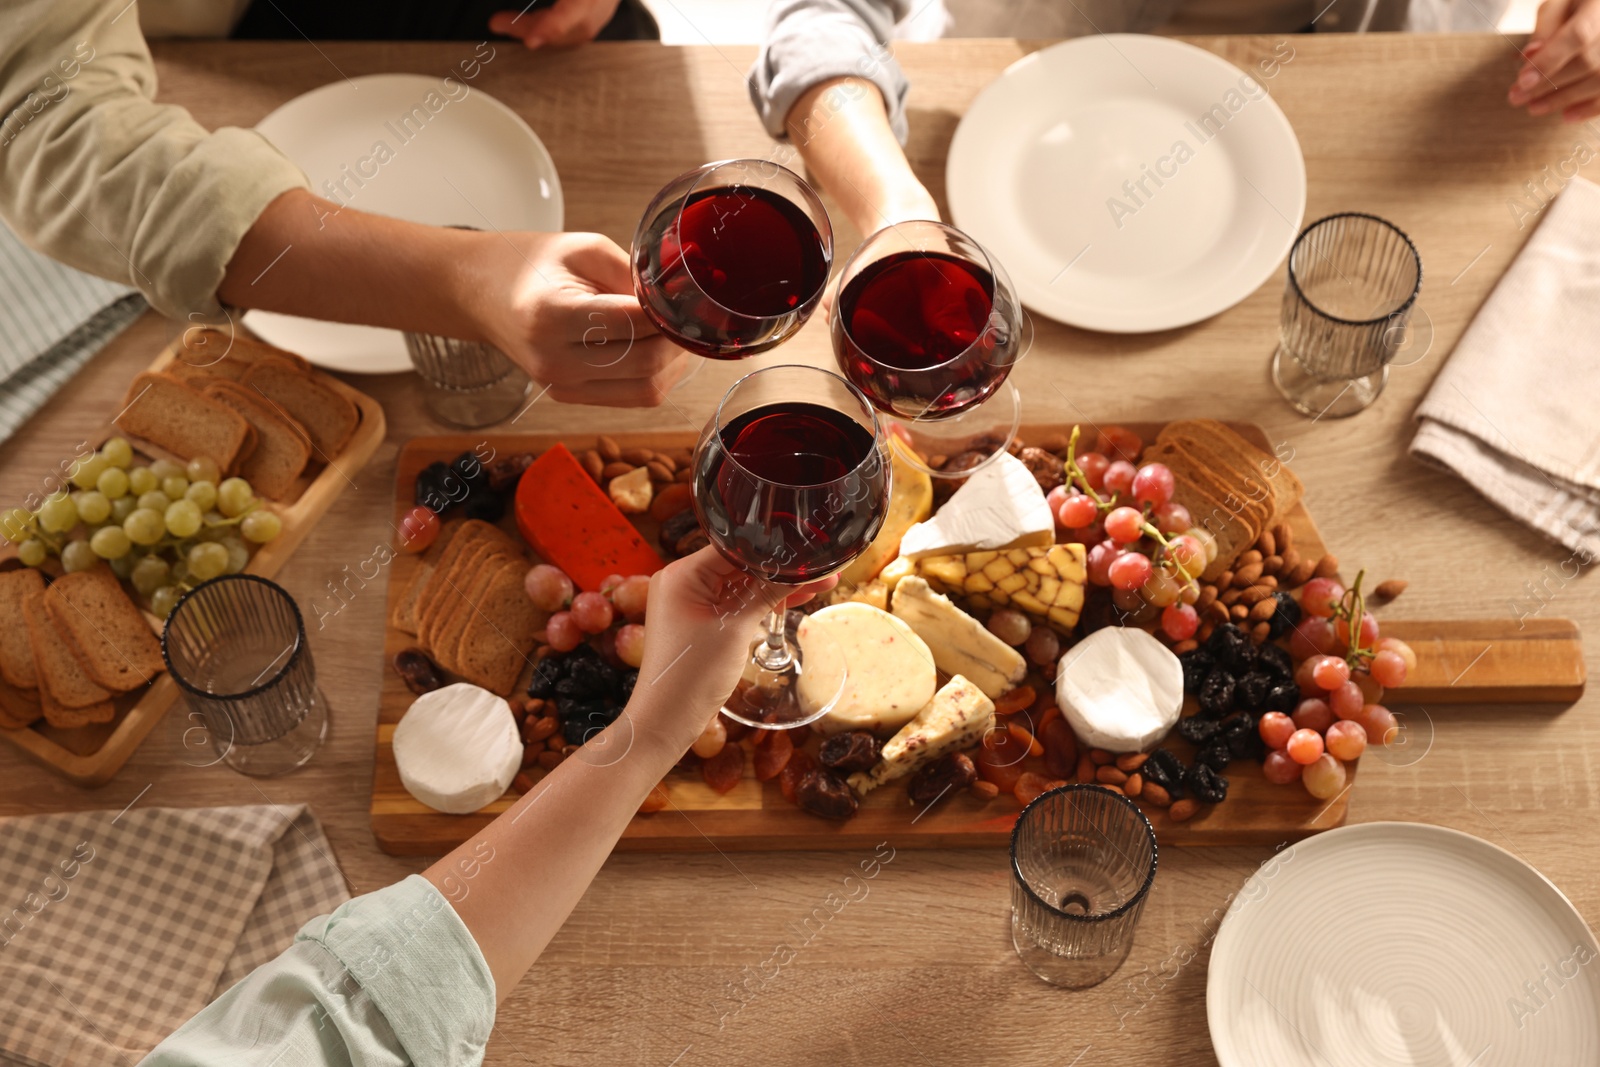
[0,0,309,320]
[138,875,497,1067]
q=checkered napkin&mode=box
[1410,176,1600,559]
[0,222,146,449]
[0,804,349,1067]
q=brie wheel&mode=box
[1054,627,1183,753]
[393,682,522,814]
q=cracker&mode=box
[454,558,540,696]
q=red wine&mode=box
[635,185,829,359]
[834,250,1016,419]
[694,401,887,583]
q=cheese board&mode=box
[370,424,1584,855]
[0,331,386,786]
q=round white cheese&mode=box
[795,603,938,736]
[393,683,522,814]
[1054,627,1183,753]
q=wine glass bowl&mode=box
[691,365,890,727]
[633,159,833,359]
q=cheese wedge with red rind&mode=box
[515,443,664,591]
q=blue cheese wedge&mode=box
[797,603,938,736]
[890,575,1027,699]
[848,675,995,795]
[898,452,1054,560]
[1054,627,1183,753]
[393,683,522,814]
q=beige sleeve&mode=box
[0,0,310,320]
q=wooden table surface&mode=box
[2,35,1596,1066]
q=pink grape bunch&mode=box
[1047,425,1216,643]
[525,564,650,667]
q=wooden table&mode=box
[2,35,1595,1066]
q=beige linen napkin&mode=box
[1410,176,1600,558]
[0,804,349,1067]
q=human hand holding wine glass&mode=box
[831,221,1025,478]
[691,365,891,728]
[632,159,832,360]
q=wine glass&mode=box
[691,365,890,728]
[633,159,833,360]
[831,220,1024,478]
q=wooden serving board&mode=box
[0,337,386,786]
[370,425,1585,855]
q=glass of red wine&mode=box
[633,159,833,360]
[691,365,890,728]
[831,220,1024,477]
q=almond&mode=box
[1374,579,1408,600]
[526,715,558,743]
[579,449,604,482]
[537,750,564,771]
[1205,601,1231,624]
[1196,585,1218,611]
[601,460,634,480]
[674,467,693,483]
[621,447,655,466]
[597,435,622,462]
[1096,765,1129,785]
[1098,784,1126,796]
[1239,549,1264,566]
[1088,748,1115,766]
[1239,586,1272,606]
[652,453,678,474]
[1250,598,1278,622]
[1251,620,1272,643]
[970,780,1001,800]
[1262,554,1283,576]
[1284,559,1316,587]
[1255,530,1277,557]
[1197,620,1216,642]
[1076,754,1096,783]
[1124,772,1144,798]
[1273,523,1293,553]
[1142,782,1171,807]
[1231,604,1250,620]
[1314,553,1340,579]
[1172,638,1199,654]
[1217,569,1235,589]
[1168,798,1199,822]
[1258,575,1278,590]
[512,772,537,793]
[1115,752,1148,773]
[1221,588,1243,606]
[1279,547,1302,574]
[646,461,674,483]
[1233,561,1264,586]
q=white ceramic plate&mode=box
[1207,822,1600,1066]
[947,35,1305,333]
[247,73,564,373]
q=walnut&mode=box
[1018,447,1064,491]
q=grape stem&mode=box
[1332,569,1374,667]
[1062,425,1199,595]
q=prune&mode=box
[1221,712,1265,761]
[554,676,589,700]
[1176,715,1221,746]
[486,453,535,493]
[463,492,506,523]
[1263,682,1300,715]
[1256,643,1294,682]
[1206,623,1257,673]
[562,700,618,745]
[1266,591,1302,639]
[415,461,454,512]
[1198,668,1237,718]
[907,752,977,805]
[1184,763,1229,803]
[818,731,881,774]
[393,648,443,695]
[569,657,620,697]
[659,510,702,558]
[795,768,859,820]
[1195,740,1232,772]
[1235,671,1272,711]
[1141,749,1187,799]
[450,450,489,489]
[618,669,638,701]
[1179,649,1216,695]
[527,656,564,699]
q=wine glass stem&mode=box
[752,608,793,672]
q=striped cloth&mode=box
[0,804,350,1067]
[0,224,146,447]
[1410,176,1600,560]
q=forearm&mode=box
[218,188,490,341]
[424,691,687,1000]
[785,77,939,237]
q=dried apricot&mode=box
[701,742,745,793]
[779,751,816,805]
[638,781,670,814]
[1041,718,1078,780]
[976,730,1028,792]
[993,684,1037,716]
[753,729,793,781]
[649,482,694,522]
[1014,771,1055,806]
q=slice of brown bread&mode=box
[0,569,46,688]
[0,674,41,729]
[390,562,434,636]
[202,381,312,499]
[23,591,112,709]
[414,520,515,638]
[1184,419,1304,515]
[455,558,540,696]
[43,566,164,692]
[424,541,518,668]
[171,329,312,382]
[240,356,359,458]
[35,671,114,729]
[1143,441,1260,582]
[113,372,253,473]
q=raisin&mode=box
[1263,682,1300,715]
[1195,741,1232,772]
[1179,649,1216,695]
[907,752,977,805]
[1255,643,1294,682]
[1235,671,1272,711]
[1141,749,1186,799]
[393,648,443,695]
[1198,668,1237,719]
[1266,591,1302,640]
[485,453,536,493]
[818,731,881,774]
[702,742,745,794]
[795,767,859,820]
[1184,763,1229,804]
[1176,715,1221,747]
